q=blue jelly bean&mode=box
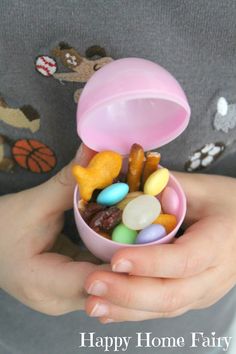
[135,224,167,244]
[97,183,129,206]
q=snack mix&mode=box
[72,144,178,244]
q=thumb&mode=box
[32,144,96,214]
[170,171,228,227]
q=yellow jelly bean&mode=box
[153,213,177,234]
[144,168,169,196]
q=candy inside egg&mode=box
[144,168,170,196]
[135,224,167,244]
[76,144,180,245]
[161,186,179,215]
[112,223,137,244]
[96,183,129,206]
[122,195,161,230]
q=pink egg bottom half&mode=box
[73,170,186,262]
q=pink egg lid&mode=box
[77,57,191,154]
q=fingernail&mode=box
[86,281,107,296]
[103,318,114,324]
[90,303,109,317]
[112,260,133,273]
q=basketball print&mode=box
[12,139,57,173]
[35,55,57,77]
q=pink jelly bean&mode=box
[161,186,179,215]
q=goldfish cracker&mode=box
[72,151,122,201]
[127,143,145,192]
[153,213,177,234]
[142,151,161,186]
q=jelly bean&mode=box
[117,191,143,210]
[122,195,161,230]
[96,183,129,206]
[135,224,167,244]
[144,168,169,196]
[161,186,179,215]
[112,223,137,244]
[153,214,177,234]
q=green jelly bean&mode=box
[112,223,137,244]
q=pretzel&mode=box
[142,151,161,186]
[127,143,145,192]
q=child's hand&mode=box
[0,144,110,315]
[84,173,236,323]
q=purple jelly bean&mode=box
[135,224,167,244]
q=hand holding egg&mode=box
[84,173,236,324]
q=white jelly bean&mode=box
[122,195,161,230]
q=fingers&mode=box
[28,144,96,214]
[74,143,97,167]
[84,266,219,314]
[110,216,222,279]
[171,171,236,226]
[85,296,191,323]
[29,253,110,299]
[170,172,211,226]
[86,276,235,323]
[18,252,110,315]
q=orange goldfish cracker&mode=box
[153,214,177,234]
[127,143,145,192]
[72,151,122,201]
[142,151,161,186]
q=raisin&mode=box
[89,207,122,232]
[80,202,106,223]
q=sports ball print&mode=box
[185,142,225,172]
[35,55,57,77]
[12,139,57,173]
[213,97,236,133]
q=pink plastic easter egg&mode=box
[161,186,179,215]
[73,58,190,262]
[77,58,190,154]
